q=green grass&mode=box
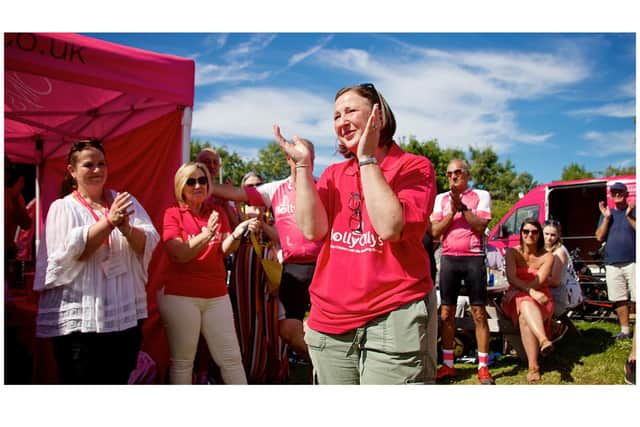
[446,320,633,385]
[286,320,634,385]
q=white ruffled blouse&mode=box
[33,190,160,338]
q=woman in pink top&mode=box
[158,161,259,384]
[502,217,554,383]
[274,83,437,384]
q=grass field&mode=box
[448,320,633,385]
[287,319,635,385]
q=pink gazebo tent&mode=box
[4,32,195,383]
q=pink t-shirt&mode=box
[431,188,492,256]
[307,142,436,334]
[161,205,230,298]
[245,177,322,264]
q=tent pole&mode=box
[35,164,41,255]
[181,107,193,163]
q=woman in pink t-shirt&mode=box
[273,83,437,384]
[158,161,259,384]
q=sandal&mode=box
[540,339,554,357]
[527,368,541,383]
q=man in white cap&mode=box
[596,182,636,339]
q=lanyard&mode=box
[73,190,110,248]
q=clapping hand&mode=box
[109,192,134,230]
[598,201,611,218]
[273,124,312,166]
[356,103,382,160]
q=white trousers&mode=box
[157,289,247,384]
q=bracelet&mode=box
[121,226,133,238]
[358,156,378,167]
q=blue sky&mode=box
[83,32,635,185]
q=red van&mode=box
[488,175,636,260]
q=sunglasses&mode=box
[543,219,561,227]
[446,168,465,178]
[244,183,263,188]
[68,139,104,161]
[348,192,363,234]
[521,229,539,236]
[186,176,208,187]
[610,190,626,196]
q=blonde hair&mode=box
[174,162,212,205]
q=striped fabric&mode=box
[228,239,289,384]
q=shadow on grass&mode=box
[541,323,616,382]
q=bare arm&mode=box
[431,213,454,241]
[221,218,259,256]
[460,211,489,235]
[595,201,611,242]
[359,162,403,241]
[548,249,568,287]
[274,125,328,241]
[626,202,636,230]
[505,248,529,291]
[210,183,249,203]
[357,103,403,241]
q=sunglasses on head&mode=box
[544,219,561,227]
[446,168,465,177]
[186,176,208,187]
[521,228,539,236]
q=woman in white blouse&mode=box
[34,140,160,384]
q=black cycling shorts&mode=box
[279,262,316,321]
[438,255,487,306]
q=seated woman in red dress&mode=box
[502,217,554,383]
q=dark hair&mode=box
[334,83,396,158]
[519,217,544,253]
[60,140,105,197]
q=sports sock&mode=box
[442,349,454,368]
[478,352,489,369]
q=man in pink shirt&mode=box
[432,159,494,384]
[209,140,322,361]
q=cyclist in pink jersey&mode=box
[209,141,322,362]
[431,159,494,384]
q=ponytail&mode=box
[60,170,76,198]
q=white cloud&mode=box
[577,130,636,157]
[203,34,228,50]
[618,80,635,98]
[569,101,636,118]
[195,61,270,86]
[315,46,585,153]
[225,34,277,59]
[288,36,333,67]
[192,87,335,144]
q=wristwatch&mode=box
[358,156,378,167]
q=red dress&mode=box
[502,267,554,328]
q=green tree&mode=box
[603,165,636,177]
[245,141,290,183]
[401,136,464,193]
[560,163,595,181]
[469,147,535,203]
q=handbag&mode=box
[550,258,584,314]
[249,232,283,296]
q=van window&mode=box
[494,205,540,239]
